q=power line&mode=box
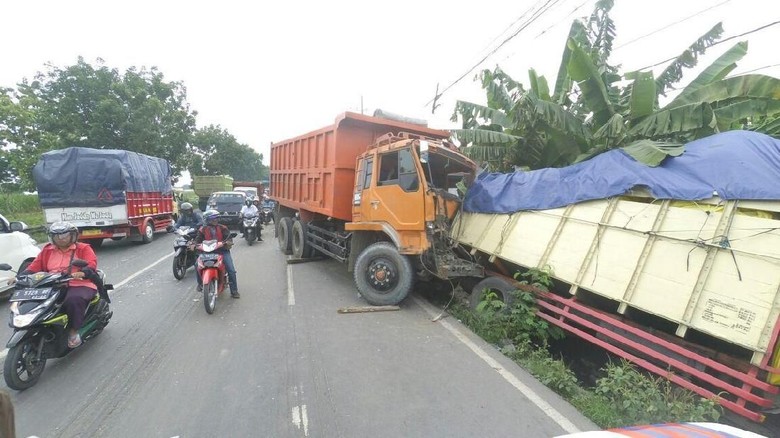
[426,0,564,109]
[634,20,780,71]
[534,0,592,38]
[614,0,733,50]
[733,63,780,75]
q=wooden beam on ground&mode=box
[286,257,326,264]
[337,305,400,314]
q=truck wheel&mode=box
[141,221,154,244]
[88,239,104,248]
[469,276,516,310]
[277,217,293,255]
[354,242,413,306]
[291,220,313,259]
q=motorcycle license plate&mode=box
[10,287,53,302]
[200,253,219,261]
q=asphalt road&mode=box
[1,230,597,437]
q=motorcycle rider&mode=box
[174,202,203,230]
[192,210,239,298]
[239,198,259,238]
[8,222,100,348]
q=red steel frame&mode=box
[515,282,780,422]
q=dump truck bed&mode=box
[453,196,780,363]
[270,112,449,221]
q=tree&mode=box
[0,57,197,188]
[451,0,780,171]
[189,125,266,181]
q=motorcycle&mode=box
[0,260,113,390]
[261,200,275,225]
[195,233,237,314]
[242,213,261,246]
[172,226,198,279]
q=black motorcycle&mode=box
[172,226,198,279]
[242,213,261,246]
[0,260,113,390]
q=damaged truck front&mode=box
[271,112,482,305]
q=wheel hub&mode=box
[367,260,396,291]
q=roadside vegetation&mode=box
[448,268,722,428]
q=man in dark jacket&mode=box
[193,210,239,298]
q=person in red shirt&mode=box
[18,222,99,348]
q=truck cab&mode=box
[349,133,475,253]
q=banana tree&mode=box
[451,0,780,170]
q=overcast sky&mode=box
[2,0,778,176]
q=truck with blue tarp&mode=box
[454,130,780,423]
[33,147,175,246]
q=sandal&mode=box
[68,334,82,349]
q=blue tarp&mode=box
[463,130,780,213]
[34,147,173,208]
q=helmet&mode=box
[252,198,260,205]
[180,202,193,213]
[245,199,252,206]
[48,221,79,245]
[203,209,220,223]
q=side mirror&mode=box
[0,263,12,271]
[9,221,29,232]
[72,259,88,268]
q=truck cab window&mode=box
[398,149,419,192]
[363,158,374,189]
[378,152,399,185]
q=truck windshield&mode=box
[418,147,472,196]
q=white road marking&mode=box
[291,404,309,436]
[287,264,295,306]
[412,296,582,435]
[0,252,175,364]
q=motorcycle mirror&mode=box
[72,259,88,268]
[0,263,12,271]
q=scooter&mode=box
[172,226,198,279]
[242,213,261,246]
[195,233,237,314]
[0,260,113,390]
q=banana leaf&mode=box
[664,74,780,110]
[669,41,747,106]
[567,38,615,127]
[528,69,551,101]
[450,128,519,146]
[712,99,780,130]
[451,101,511,129]
[655,23,724,96]
[553,21,587,104]
[621,139,684,167]
[625,71,656,119]
[628,102,716,138]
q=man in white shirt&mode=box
[239,199,258,237]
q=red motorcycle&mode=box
[194,233,236,314]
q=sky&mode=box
[2,0,778,180]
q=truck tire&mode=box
[141,221,154,244]
[277,217,293,255]
[354,242,413,306]
[291,220,313,259]
[469,276,516,310]
[88,239,104,249]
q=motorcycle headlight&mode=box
[11,294,57,328]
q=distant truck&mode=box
[231,181,265,201]
[191,175,233,211]
[272,113,780,423]
[33,147,175,246]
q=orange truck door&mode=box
[358,148,424,230]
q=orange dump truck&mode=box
[270,112,482,305]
